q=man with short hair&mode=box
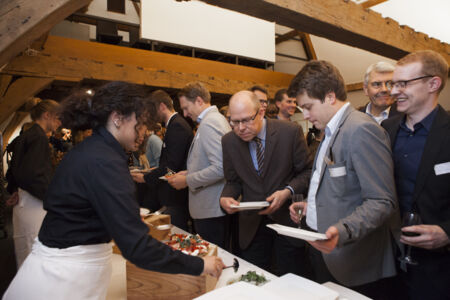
[131,90,193,231]
[288,60,398,299]
[359,61,400,124]
[274,88,297,121]
[382,50,450,300]
[249,85,269,115]
[168,82,231,248]
[220,90,312,276]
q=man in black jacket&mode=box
[382,50,450,300]
[131,90,193,231]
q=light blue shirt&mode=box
[145,134,163,168]
[306,102,350,230]
[197,105,216,123]
[248,118,267,172]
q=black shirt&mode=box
[10,123,53,200]
[39,127,203,275]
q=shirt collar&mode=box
[256,118,267,141]
[197,105,215,123]
[401,106,438,132]
[325,102,350,138]
[166,112,177,127]
[366,102,390,118]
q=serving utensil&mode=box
[223,258,239,273]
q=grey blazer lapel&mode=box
[317,105,353,185]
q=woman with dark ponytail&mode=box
[3,82,224,300]
[8,99,61,268]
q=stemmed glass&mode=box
[291,194,306,229]
[398,212,421,265]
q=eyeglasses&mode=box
[259,99,268,105]
[386,75,435,90]
[229,111,259,127]
[370,80,392,89]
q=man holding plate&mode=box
[220,90,312,277]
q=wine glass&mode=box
[398,212,421,265]
[291,194,306,229]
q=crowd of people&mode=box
[1,49,449,300]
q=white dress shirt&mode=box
[365,102,390,125]
[306,102,350,230]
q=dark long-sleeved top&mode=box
[10,123,53,200]
[39,127,203,275]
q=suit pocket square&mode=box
[329,166,346,177]
[434,162,450,176]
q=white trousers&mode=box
[3,239,113,300]
[13,188,46,268]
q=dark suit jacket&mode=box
[382,105,450,239]
[144,114,193,207]
[221,119,312,249]
[358,101,401,119]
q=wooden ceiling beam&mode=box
[0,75,13,98]
[361,0,388,9]
[276,30,299,44]
[0,76,53,125]
[0,0,92,69]
[200,0,450,66]
[297,31,317,61]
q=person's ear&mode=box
[325,92,336,105]
[428,76,442,93]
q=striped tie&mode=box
[254,137,264,175]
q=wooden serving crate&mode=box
[126,245,218,300]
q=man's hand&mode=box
[309,226,339,254]
[168,171,188,190]
[220,197,240,214]
[130,172,145,183]
[289,201,307,224]
[259,188,291,215]
[6,191,19,206]
[401,225,450,249]
[202,256,225,278]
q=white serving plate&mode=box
[230,201,270,210]
[266,224,327,241]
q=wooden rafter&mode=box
[0,0,92,69]
[0,76,53,125]
[297,31,317,61]
[200,0,450,66]
[361,0,388,9]
[0,75,13,98]
[346,82,364,92]
[276,30,299,44]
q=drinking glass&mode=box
[291,194,306,229]
[398,212,421,265]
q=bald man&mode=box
[220,91,312,276]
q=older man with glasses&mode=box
[220,90,312,277]
[382,50,450,300]
[359,61,400,124]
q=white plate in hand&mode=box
[140,208,150,217]
[230,201,270,210]
[266,224,327,241]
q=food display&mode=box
[227,271,269,286]
[165,233,212,256]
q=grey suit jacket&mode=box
[314,105,398,286]
[186,106,231,219]
[221,119,312,249]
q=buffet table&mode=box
[106,225,369,300]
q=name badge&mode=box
[329,166,346,177]
[434,162,450,176]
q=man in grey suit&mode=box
[168,82,231,248]
[288,61,398,299]
[220,90,312,276]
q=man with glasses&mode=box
[359,61,400,124]
[249,85,269,115]
[220,90,312,277]
[288,60,398,299]
[382,50,450,300]
[275,88,297,121]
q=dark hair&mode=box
[249,85,268,96]
[30,99,60,121]
[149,89,174,111]
[274,88,288,102]
[288,61,347,102]
[60,81,150,131]
[178,82,211,104]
